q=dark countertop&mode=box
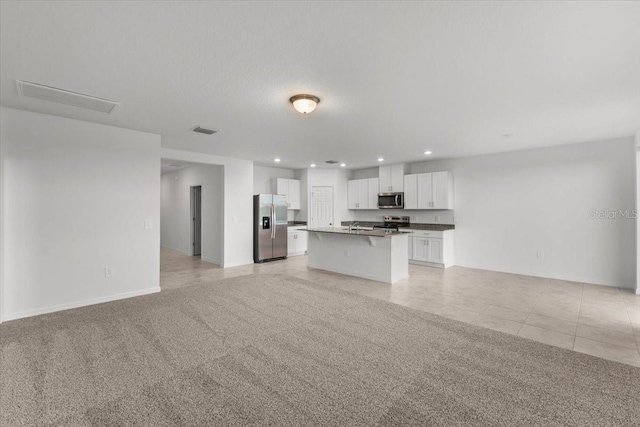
[306,227,405,238]
[339,221,455,231]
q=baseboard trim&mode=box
[409,260,445,269]
[1,287,161,322]
[201,256,221,266]
[288,251,307,257]
[160,245,190,256]
[454,263,635,290]
[223,259,254,268]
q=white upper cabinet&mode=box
[288,179,301,210]
[417,173,433,209]
[403,174,418,209]
[379,164,405,192]
[347,178,378,209]
[347,180,359,209]
[271,178,301,210]
[431,171,452,209]
[367,178,379,209]
[406,171,454,210]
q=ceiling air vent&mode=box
[15,80,119,114]
[192,126,218,135]
[325,160,339,164]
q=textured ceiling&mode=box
[1,1,639,170]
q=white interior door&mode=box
[311,186,334,228]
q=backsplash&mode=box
[352,209,455,224]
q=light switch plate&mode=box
[144,219,152,229]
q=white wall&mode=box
[161,148,254,268]
[253,165,295,194]
[636,132,640,294]
[161,165,223,265]
[351,167,379,180]
[0,108,161,321]
[404,137,635,289]
[0,109,6,322]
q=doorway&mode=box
[191,185,202,256]
[311,186,334,228]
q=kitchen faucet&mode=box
[349,221,359,232]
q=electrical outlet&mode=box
[537,251,544,259]
[144,219,152,229]
[434,215,440,222]
[344,250,349,257]
[105,267,113,278]
[453,216,458,223]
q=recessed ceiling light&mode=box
[502,133,514,138]
[310,163,316,168]
[424,151,432,155]
[274,158,281,163]
[340,163,346,167]
[377,158,384,162]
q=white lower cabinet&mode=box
[407,230,453,268]
[287,228,308,256]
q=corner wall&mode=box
[253,165,295,194]
[161,148,254,268]
[1,108,161,321]
[161,165,223,265]
[636,132,640,294]
[409,137,636,289]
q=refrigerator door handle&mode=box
[271,204,276,239]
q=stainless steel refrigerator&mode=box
[253,194,288,262]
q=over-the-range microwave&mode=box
[378,192,404,209]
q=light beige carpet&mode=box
[1,274,639,426]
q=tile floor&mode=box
[161,248,640,367]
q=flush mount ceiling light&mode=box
[274,158,281,163]
[340,163,346,167]
[377,158,384,162]
[289,94,320,114]
[310,163,316,168]
[424,150,432,155]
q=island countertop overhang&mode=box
[305,227,405,238]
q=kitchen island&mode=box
[305,227,409,284]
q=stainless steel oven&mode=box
[377,192,404,209]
